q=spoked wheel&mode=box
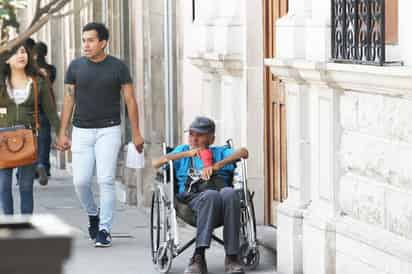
[156,242,173,273]
[239,243,260,270]
[150,190,169,265]
[239,190,260,270]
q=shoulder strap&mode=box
[31,77,40,130]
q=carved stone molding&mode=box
[189,52,243,76]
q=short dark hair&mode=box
[82,22,109,41]
[34,41,48,58]
[24,38,35,50]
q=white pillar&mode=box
[302,84,340,274]
[301,2,338,273]
[275,1,312,273]
[277,82,311,274]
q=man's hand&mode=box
[201,166,214,181]
[186,148,200,158]
[56,134,71,151]
[132,133,144,153]
[201,162,223,181]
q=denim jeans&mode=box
[37,112,52,174]
[71,125,122,232]
[0,164,36,215]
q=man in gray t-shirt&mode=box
[57,22,144,248]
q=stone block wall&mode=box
[340,91,412,240]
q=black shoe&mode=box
[184,254,208,274]
[37,166,48,186]
[88,215,99,240]
[95,230,112,247]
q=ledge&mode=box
[335,216,412,263]
[188,52,243,76]
[264,58,412,98]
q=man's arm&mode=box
[201,147,249,180]
[213,147,248,171]
[152,149,199,169]
[122,83,144,152]
[56,84,75,150]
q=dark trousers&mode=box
[37,112,51,174]
[188,187,241,255]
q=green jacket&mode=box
[0,76,60,134]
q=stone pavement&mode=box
[14,168,277,274]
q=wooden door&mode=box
[264,0,288,225]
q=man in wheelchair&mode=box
[152,116,248,274]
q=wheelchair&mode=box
[150,141,260,273]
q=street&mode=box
[22,168,277,274]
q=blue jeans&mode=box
[71,125,122,232]
[0,164,36,215]
[37,112,52,174]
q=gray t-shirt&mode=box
[65,55,132,128]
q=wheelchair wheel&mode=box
[150,190,169,267]
[239,190,260,270]
[239,243,260,270]
[156,241,173,273]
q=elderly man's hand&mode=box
[186,148,200,158]
[201,166,214,181]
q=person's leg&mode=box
[220,187,241,255]
[37,112,52,182]
[185,190,222,274]
[71,127,99,218]
[189,189,223,249]
[94,125,121,246]
[0,168,14,214]
[18,164,36,214]
[184,190,222,274]
[220,187,244,274]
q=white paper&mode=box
[126,142,144,169]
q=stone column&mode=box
[244,0,265,224]
[275,0,312,273]
[301,1,338,274]
[302,83,340,274]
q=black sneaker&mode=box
[88,215,99,240]
[37,166,48,186]
[95,230,112,247]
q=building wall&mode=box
[267,0,412,273]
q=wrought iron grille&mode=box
[332,0,385,65]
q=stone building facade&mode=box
[266,0,412,273]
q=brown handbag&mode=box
[0,78,39,169]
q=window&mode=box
[331,0,399,65]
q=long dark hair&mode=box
[1,41,38,89]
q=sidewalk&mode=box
[25,168,277,274]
